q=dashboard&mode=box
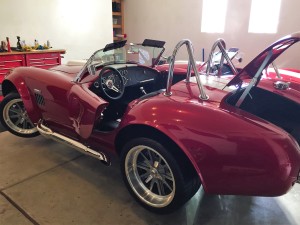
[92,64,159,90]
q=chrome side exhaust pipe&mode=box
[37,120,109,164]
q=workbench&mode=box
[0,49,66,84]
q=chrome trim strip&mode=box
[33,89,42,94]
[37,121,109,164]
[139,78,155,83]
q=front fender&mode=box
[2,71,42,123]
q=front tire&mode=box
[0,93,39,137]
[121,137,200,213]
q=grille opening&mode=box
[34,93,45,106]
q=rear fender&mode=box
[117,104,206,189]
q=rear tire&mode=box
[120,137,200,214]
[0,93,39,137]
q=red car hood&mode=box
[227,32,300,87]
[49,65,83,75]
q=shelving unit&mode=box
[112,0,125,42]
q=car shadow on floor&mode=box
[1,124,299,225]
[0,99,4,133]
[0,117,5,132]
[0,123,5,132]
[58,155,299,225]
[0,83,299,224]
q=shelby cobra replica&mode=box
[0,34,300,213]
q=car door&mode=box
[68,83,108,139]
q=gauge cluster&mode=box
[119,68,129,85]
[93,65,158,90]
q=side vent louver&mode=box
[34,89,45,106]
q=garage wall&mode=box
[124,0,300,68]
[0,0,112,63]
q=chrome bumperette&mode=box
[37,121,109,164]
[164,39,209,100]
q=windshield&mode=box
[91,44,164,67]
[74,39,165,82]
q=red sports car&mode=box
[0,35,300,213]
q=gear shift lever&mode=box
[140,87,147,95]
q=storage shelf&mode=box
[112,0,124,42]
[112,12,122,16]
[113,25,122,28]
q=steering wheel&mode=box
[99,66,125,100]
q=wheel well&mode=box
[115,124,199,180]
[2,80,17,96]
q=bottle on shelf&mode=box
[6,37,11,52]
[115,34,127,38]
[17,36,22,50]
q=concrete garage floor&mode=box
[0,124,300,225]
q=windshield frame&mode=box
[73,39,165,83]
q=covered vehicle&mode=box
[0,35,300,213]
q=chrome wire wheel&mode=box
[125,145,176,208]
[3,97,37,135]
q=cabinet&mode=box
[112,0,125,42]
[26,52,62,68]
[0,54,26,81]
[0,49,65,84]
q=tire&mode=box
[120,137,200,214]
[0,92,39,137]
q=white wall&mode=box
[0,0,112,63]
[124,0,300,68]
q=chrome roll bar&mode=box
[205,38,238,76]
[271,62,281,79]
[164,39,209,100]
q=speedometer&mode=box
[120,69,129,85]
[122,75,129,85]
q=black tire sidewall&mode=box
[0,93,39,138]
[120,137,188,214]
